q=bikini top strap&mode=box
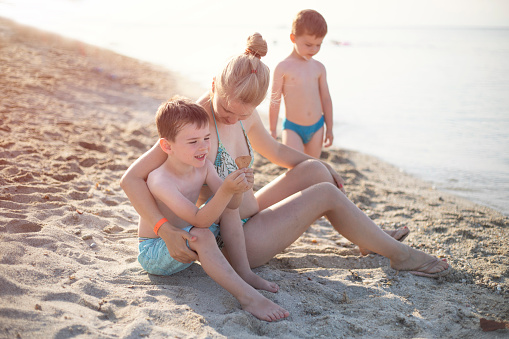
[210,100,221,140]
[210,100,252,164]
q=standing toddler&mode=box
[269,9,333,158]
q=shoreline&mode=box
[1,18,508,338]
[2,13,507,218]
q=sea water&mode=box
[2,1,508,215]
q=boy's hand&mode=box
[159,224,198,263]
[243,168,254,191]
[324,129,334,147]
[223,169,250,194]
[234,156,253,191]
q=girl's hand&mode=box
[159,224,198,263]
[322,161,346,194]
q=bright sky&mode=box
[1,0,509,29]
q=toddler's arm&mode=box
[318,65,334,147]
[269,64,285,140]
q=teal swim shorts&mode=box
[138,223,220,276]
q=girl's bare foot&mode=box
[390,245,450,278]
[240,293,290,322]
[359,226,410,255]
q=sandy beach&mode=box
[1,18,508,338]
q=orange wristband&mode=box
[153,218,168,235]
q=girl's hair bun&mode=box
[245,33,267,59]
[215,32,270,107]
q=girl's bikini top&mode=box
[210,102,254,179]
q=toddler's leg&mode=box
[188,227,289,322]
[303,126,324,158]
[220,209,279,293]
[282,129,305,153]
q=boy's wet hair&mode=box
[214,33,270,107]
[292,9,328,38]
[155,95,209,141]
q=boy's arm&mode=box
[204,160,251,210]
[150,162,248,229]
[269,64,285,140]
[318,63,334,147]
[149,175,231,229]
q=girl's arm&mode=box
[120,142,198,263]
[248,111,310,169]
[246,111,345,192]
[120,141,167,225]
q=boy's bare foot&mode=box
[240,271,279,293]
[359,226,410,256]
[390,246,450,278]
[240,293,290,322]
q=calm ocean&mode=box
[2,1,508,215]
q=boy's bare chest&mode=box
[283,59,320,84]
[286,68,320,86]
[174,170,207,203]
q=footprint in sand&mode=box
[3,220,42,233]
[79,158,97,167]
[14,171,36,183]
[43,291,81,303]
[50,173,78,182]
[0,276,27,295]
[101,198,119,206]
[54,325,90,338]
[78,141,107,153]
[126,139,147,149]
[68,191,89,200]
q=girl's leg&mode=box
[255,159,410,252]
[245,183,448,276]
[255,159,332,211]
[219,209,279,293]
[187,227,289,322]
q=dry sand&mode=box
[1,18,508,338]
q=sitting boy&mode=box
[135,96,289,322]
